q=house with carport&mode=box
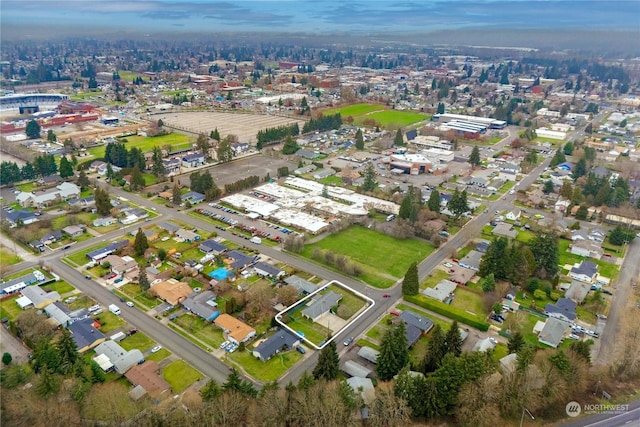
[301,291,342,321]
[19,285,61,309]
[252,328,300,362]
[94,341,144,374]
[214,313,256,344]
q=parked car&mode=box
[603,290,613,295]
[343,337,354,346]
[126,301,134,307]
[296,346,306,354]
[443,262,454,268]
[596,314,607,320]
[382,293,391,298]
[568,334,580,340]
[220,341,229,349]
[389,310,400,316]
[151,345,162,353]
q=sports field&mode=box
[301,226,434,288]
[86,133,192,158]
[320,103,428,129]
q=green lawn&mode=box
[420,269,450,290]
[318,176,343,186]
[65,243,107,267]
[356,110,429,129]
[325,284,366,320]
[516,229,535,244]
[288,311,331,346]
[94,311,127,333]
[118,283,162,309]
[492,343,509,362]
[41,280,75,295]
[15,182,37,192]
[173,313,225,349]
[0,248,21,265]
[227,348,303,382]
[0,295,23,321]
[146,347,171,362]
[450,287,487,318]
[87,133,192,158]
[396,303,452,331]
[163,360,203,392]
[301,225,433,288]
[322,103,386,117]
[119,332,154,352]
[356,338,380,351]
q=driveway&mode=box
[0,324,31,366]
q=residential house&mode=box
[296,148,319,159]
[62,225,85,238]
[90,160,106,173]
[544,298,577,322]
[150,279,193,306]
[570,240,603,259]
[253,262,285,279]
[565,281,591,304]
[44,301,72,327]
[346,377,376,406]
[506,209,521,221]
[301,291,343,321]
[39,174,63,187]
[570,260,598,283]
[538,318,568,348]
[357,346,380,364]
[199,239,227,255]
[182,191,205,204]
[182,290,219,321]
[163,158,181,174]
[499,353,518,374]
[498,170,518,182]
[226,250,253,270]
[5,210,38,227]
[423,279,457,302]
[214,313,256,344]
[175,228,200,242]
[555,199,571,213]
[1,271,44,295]
[68,318,106,352]
[492,222,518,239]
[182,153,205,168]
[528,189,545,207]
[342,360,373,378]
[476,240,491,253]
[449,268,475,285]
[86,240,128,262]
[20,286,61,309]
[125,361,171,398]
[92,217,116,227]
[104,255,138,276]
[94,341,144,374]
[158,222,180,234]
[231,142,249,156]
[398,310,434,347]
[472,337,497,352]
[120,208,148,225]
[284,275,318,295]
[458,250,482,271]
[15,182,80,208]
[252,328,300,362]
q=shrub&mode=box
[404,294,489,331]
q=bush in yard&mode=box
[550,291,561,301]
[533,289,546,300]
[404,295,489,331]
[2,352,12,366]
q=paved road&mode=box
[595,237,640,366]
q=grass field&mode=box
[163,360,202,392]
[301,226,433,288]
[227,348,303,382]
[117,283,160,309]
[146,347,171,362]
[325,284,366,319]
[86,133,192,158]
[173,314,225,348]
[322,103,386,117]
[420,269,450,290]
[288,311,331,345]
[41,280,75,295]
[450,287,486,318]
[357,110,428,128]
[65,243,106,266]
[0,248,22,265]
[0,295,22,321]
[94,311,127,333]
[119,332,154,352]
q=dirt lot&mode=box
[155,111,306,143]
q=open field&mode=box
[301,226,433,288]
[0,247,22,265]
[41,280,75,295]
[0,295,22,321]
[173,313,225,348]
[357,110,428,128]
[227,348,303,382]
[86,132,192,158]
[163,360,202,392]
[321,103,386,117]
[155,111,306,144]
[119,332,154,352]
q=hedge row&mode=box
[404,294,490,331]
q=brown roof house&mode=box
[150,279,193,306]
[125,361,171,399]
[214,313,256,344]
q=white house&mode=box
[569,260,598,283]
[505,209,521,221]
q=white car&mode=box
[126,301,134,307]
[151,345,162,353]
[443,262,454,268]
[568,334,580,340]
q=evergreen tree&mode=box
[94,187,112,216]
[421,324,447,373]
[217,137,234,162]
[138,265,150,291]
[376,322,409,381]
[56,329,79,375]
[90,360,105,383]
[481,273,496,292]
[59,157,74,179]
[575,205,588,220]
[76,170,90,190]
[448,189,469,219]
[281,135,299,155]
[210,128,221,141]
[130,165,145,191]
[26,120,41,139]
[427,189,441,213]
[200,379,222,401]
[468,145,481,166]
[444,321,462,357]
[2,352,12,366]
[361,162,377,192]
[222,368,257,397]
[550,149,566,167]
[543,180,555,194]
[35,366,59,398]
[312,339,340,381]
[134,228,149,257]
[507,331,525,354]
[355,128,364,150]
[21,162,35,180]
[563,141,574,155]
[151,146,166,177]
[394,129,404,146]
[572,158,587,179]
[402,262,419,296]
[530,232,559,277]
[172,183,182,205]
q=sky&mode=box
[1,1,639,35]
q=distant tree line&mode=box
[223,175,260,195]
[104,142,146,169]
[256,123,300,148]
[302,113,342,133]
[0,154,59,185]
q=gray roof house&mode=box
[570,260,598,283]
[94,340,144,374]
[252,329,300,362]
[301,291,343,321]
[158,222,180,233]
[565,281,591,304]
[544,298,577,322]
[423,279,457,302]
[68,318,106,352]
[472,337,497,352]
[20,286,61,309]
[458,250,483,271]
[226,250,253,270]
[538,318,568,348]
[181,290,219,321]
[357,346,380,364]
[253,262,285,278]
[44,301,72,327]
[199,239,227,254]
[285,275,318,295]
[0,271,43,294]
[182,191,205,204]
[342,360,373,378]
[492,222,518,239]
[399,310,434,347]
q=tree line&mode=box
[104,141,146,169]
[302,113,342,133]
[256,123,300,148]
[0,154,60,185]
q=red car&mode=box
[389,310,400,317]
[383,293,391,298]
[452,258,459,263]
